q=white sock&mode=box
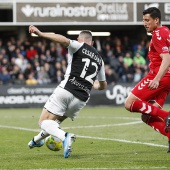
[41,120,66,141]
[34,130,49,143]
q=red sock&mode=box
[130,100,169,120]
[143,115,170,140]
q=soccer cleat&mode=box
[62,133,76,158]
[165,114,170,133]
[28,138,44,149]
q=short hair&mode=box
[143,7,161,21]
[79,30,92,41]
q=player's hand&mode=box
[29,25,42,37]
[93,80,100,90]
[148,79,159,90]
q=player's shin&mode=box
[142,114,170,153]
[34,130,49,143]
[130,100,169,119]
[41,119,66,141]
[141,114,168,136]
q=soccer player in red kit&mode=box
[124,7,170,152]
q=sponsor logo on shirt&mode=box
[69,77,90,94]
[162,46,169,51]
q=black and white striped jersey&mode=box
[59,40,106,102]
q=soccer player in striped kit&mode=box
[28,25,107,158]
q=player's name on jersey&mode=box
[82,48,102,65]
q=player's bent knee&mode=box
[124,99,131,111]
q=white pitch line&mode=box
[77,135,167,148]
[29,167,167,170]
[0,121,142,131]
[0,125,40,132]
[63,121,143,129]
[0,124,167,148]
[77,116,141,120]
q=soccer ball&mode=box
[45,135,63,151]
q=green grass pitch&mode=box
[0,106,170,170]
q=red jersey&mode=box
[148,26,170,76]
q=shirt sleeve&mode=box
[67,40,83,54]
[96,60,106,81]
[152,28,169,54]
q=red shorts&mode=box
[131,73,170,107]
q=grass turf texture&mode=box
[0,106,170,170]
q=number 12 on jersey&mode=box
[80,58,98,84]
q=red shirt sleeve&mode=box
[152,27,169,54]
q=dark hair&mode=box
[143,7,161,21]
[79,30,92,41]
[80,30,92,36]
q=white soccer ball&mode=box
[45,135,63,151]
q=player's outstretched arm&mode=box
[93,80,107,90]
[29,25,70,47]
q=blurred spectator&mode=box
[53,70,64,84]
[0,54,3,64]
[56,43,66,57]
[49,44,56,60]
[0,39,4,52]
[16,39,22,48]
[0,67,11,84]
[26,72,37,85]
[23,39,30,50]
[61,59,67,73]
[39,54,47,66]
[37,66,51,85]
[133,39,147,58]
[7,43,16,60]
[39,44,46,55]
[35,41,43,55]
[122,35,132,52]
[117,55,124,79]
[0,48,9,60]
[54,61,63,72]
[14,73,26,85]
[123,52,133,67]
[121,63,134,83]
[103,43,114,65]
[44,62,55,80]
[114,37,125,52]
[24,63,34,79]
[45,49,55,63]
[133,68,142,83]
[94,37,103,54]
[26,46,37,64]
[10,64,21,83]
[105,65,118,85]
[14,54,28,73]
[1,57,9,67]
[20,45,26,57]
[114,45,124,58]
[102,36,114,50]
[133,52,147,72]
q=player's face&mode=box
[143,14,158,33]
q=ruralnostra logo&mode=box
[21,4,34,17]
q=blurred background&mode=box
[0,0,169,108]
